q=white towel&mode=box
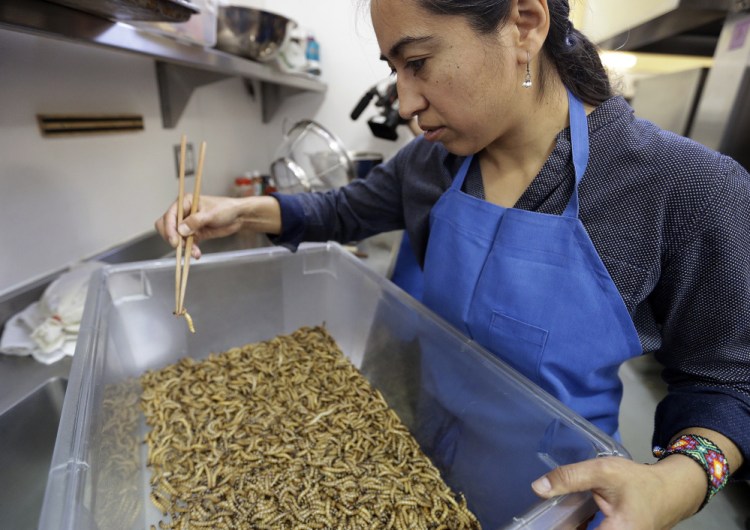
[1,261,104,364]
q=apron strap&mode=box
[562,90,589,219]
[450,155,473,191]
[450,89,589,220]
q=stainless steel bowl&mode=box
[215,6,295,63]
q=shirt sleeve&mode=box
[269,150,407,249]
[651,157,750,480]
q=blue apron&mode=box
[390,232,424,300]
[421,90,642,437]
[410,92,642,528]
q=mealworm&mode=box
[178,309,195,333]
[140,326,481,529]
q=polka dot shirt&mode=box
[273,96,750,478]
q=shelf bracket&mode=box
[259,81,309,124]
[156,61,231,129]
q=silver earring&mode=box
[522,52,532,89]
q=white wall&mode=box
[0,0,409,296]
[241,0,410,152]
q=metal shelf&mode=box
[0,0,327,127]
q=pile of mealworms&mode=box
[140,325,481,529]
[95,379,142,528]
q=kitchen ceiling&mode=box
[592,0,741,57]
[600,17,725,57]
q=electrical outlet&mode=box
[173,142,195,178]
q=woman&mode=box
[156,0,749,527]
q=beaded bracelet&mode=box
[653,434,730,511]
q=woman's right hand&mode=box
[155,194,282,259]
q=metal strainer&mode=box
[270,120,355,194]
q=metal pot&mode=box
[215,5,295,63]
[349,151,384,179]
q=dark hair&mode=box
[414,0,613,106]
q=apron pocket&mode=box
[488,311,548,385]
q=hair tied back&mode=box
[565,20,575,47]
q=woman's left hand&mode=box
[531,454,706,529]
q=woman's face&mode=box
[371,0,523,156]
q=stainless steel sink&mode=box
[0,377,67,529]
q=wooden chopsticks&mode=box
[174,134,206,333]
